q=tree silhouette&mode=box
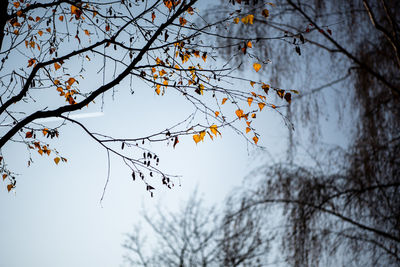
[211,0,400,265]
[122,191,269,266]
[0,0,290,195]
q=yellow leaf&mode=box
[215,111,220,117]
[253,63,261,72]
[54,62,61,70]
[258,102,266,111]
[54,157,60,165]
[193,134,200,144]
[233,17,239,24]
[247,41,252,48]
[210,124,219,136]
[246,127,251,133]
[235,109,244,119]
[247,97,253,106]
[250,81,255,87]
[253,136,259,144]
[222,98,228,105]
[155,84,161,95]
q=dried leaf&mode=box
[54,63,61,70]
[253,136,259,144]
[247,97,253,106]
[26,131,33,138]
[235,109,244,119]
[54,157,60,165]
[253,63,261,72]
[258,102,266,111]
[222,98,228,105]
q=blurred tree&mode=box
[122,192,270,266]
[209,0,400,266]
[0,0,290,195]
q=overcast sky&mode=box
[0,1,348,266]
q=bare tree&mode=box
[208,0,400,266]
[122,192,269,266]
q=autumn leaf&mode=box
[253,136,259,144]
[27,58,36,67]
[222,98,228,105]
[67,77,76,86]
[246,127,251,133]
[54,62,61,70]
[105,24,110,31]
[7,184,13,192]
[179,17,187,26]
[258,102,266,111]
[155,84,161,95]
[262,9,269,18]
[187,6,194,15]
[241,14,254,24]
[210,124,219,136]
[42,128,49,136]
[3,174,7,180]
[151,12,156,22]
[215,111,220,117]
[247,97,253,106]
[54,157,60,165]
[261,83,270,94]
[84,29,90,36]
[247,41,252,48]
[13,2,20,8]
[26,131,33,138]
[193,134,201,144]
[59,15,64,21]
[173,136,179,148]
[290,89,300,94]
[284,92,292,103]
[38,30,43,36]
[233,17,239,24]
[250,81,255,87]
[253,63,261,72]
[235,109,244,119]
[202,52,207,62]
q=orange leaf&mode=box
[59,15,64,21]
[253,136,259,144]
[202,52,207,62]
[247,97,253,106]
[258,102,266,111]
[179,17,187,26]
[233,17,239,24]
[54,62,61,70]
[210,124,219,136]
[235,109,244,119]
[42,128,49,136]
[250,81,255,87]
[247,41,252,48]
[84,29,90,36]
[222,98,228,105]
[246,127,251,133]
[67,77,76,86]
[26,131,33,138]
[155,84,161,95]
[151,12,156,22]
[3,174,7,180]
[7,184,13,192]
[215,111,220,117]
[54,157,60,165]
[13,2,20,8]
[253,63,261,72]
[27,58,36,67]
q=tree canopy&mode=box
[0,0,293,195]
